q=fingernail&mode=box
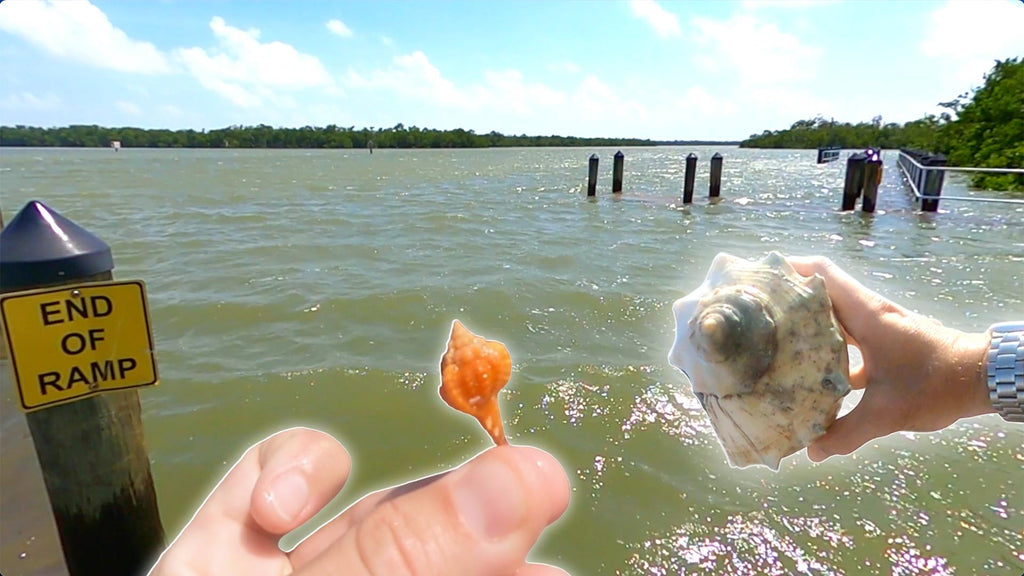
[453,454,525,541]
[265,470,309,523]
[806,445,826,462]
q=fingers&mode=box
[249,428,352,534]
[200,427,350,534]
[807,392,892,462]
[287,475,444,563]
[292,445,570,576]
[151,428,351,574]
[517,563,571,576]
[848,360,868,390]
[787,256,890,342]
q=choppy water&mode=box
[1,147,1022,575]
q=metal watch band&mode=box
[987,321,1024,423]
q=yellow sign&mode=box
[1,280,158,412]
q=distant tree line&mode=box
[739,115,944,152]
[740,57,1023,191]
[0,123,737,150]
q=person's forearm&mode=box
[952,330,996,419]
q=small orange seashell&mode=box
[439,320,512,446]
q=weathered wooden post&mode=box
[709,153,723,198]
[587,153,599,197]
[861,151,883,213]
[841,152,867,210]
[921,154,947,212]
[612,151,624,193]
[683,153,697,204]
[0,200,164,576]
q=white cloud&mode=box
[0,91,61,110]
[921,0,1024,87]
[347,51,469,107]
[692,13,820,85]
[176,17,335,108]
[159,104,185,119]
[381,36,395,47]
[741,0,838,9]
[344,51,648,125]
[326,19,353,38]
[746,86,828,119]
[548,61,581,74]
[115,100,142,116]
[629,0,682,38]
[0,0,170,74]
[572,76,648,120]
[477,70,566,115]
[675,86,736,117]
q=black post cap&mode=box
[712,153,723,159]
[687,153,697,159]
[614,151,624,158]
[589,153,598,160]
[0,200,113,291]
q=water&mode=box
[1,147,1022,575]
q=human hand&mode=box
[149,427,570,575]
[787,257,994,462]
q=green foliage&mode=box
[0,123,674,150]
[938,57,1024,191]
[740,58,1024,191]
[738,115,945,151]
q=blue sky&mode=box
[1,0,1022,140]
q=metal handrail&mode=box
[896,151,1024,205]
[898,152,1024,174]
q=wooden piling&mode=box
[0,201,164,575]
[921,154,947,212]
[709,153,723,198]
[862,153,883,213]
[612,151,624,193]
[683,153,697,204]
[841,152,867,210]
[587,154,599,197]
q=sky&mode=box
[0,0,1022,141]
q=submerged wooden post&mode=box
[0,201,164,575]
[921,154,947,212]
[841,152,867,210]
[861,151,883,213]
[709,153,723,198]
[612,151,624,193]
[683,153,697,204]
[587,154,599,197]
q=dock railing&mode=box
[896,149,1024,211]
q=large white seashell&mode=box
[668,252,851,470]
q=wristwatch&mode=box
[987,321,1024,423]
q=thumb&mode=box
[294,445,570,576]
[807,394,892,462]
